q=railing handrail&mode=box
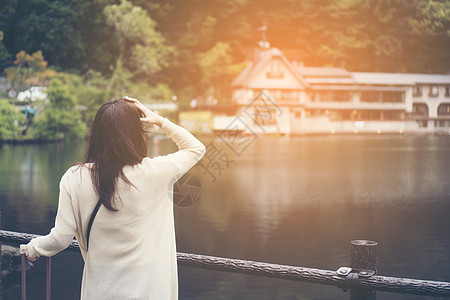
[1,230,450,297]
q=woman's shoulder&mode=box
[140,156,178,169]
[66,163,92,174]
[124,156,177,176]
[129,157,160,171]
[60,163,91,184]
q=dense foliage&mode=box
[0,0,449,141]
[0,99,25,140]
[1,0,449,100]
[0,52,105,142]
[31,78,88,141]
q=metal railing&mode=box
[1,230,450,299]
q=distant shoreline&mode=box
[2,131,449,146]
[0,138,65,145]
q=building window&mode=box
[437,104,450,116]
[266,62,284,79]
[294,111,301,118]
[329,110,341,120]
[333,91,351,102]
[254,108,277,126]
[282,90,298,101]
[381,111,405,120]
[313,91,351,102]
[429,86,439,97]
[361,91,404,103]
[361,91,381,103]
[266,89,298,101]
[417,120,428,128]
[305,109,326,117]
[412,103,429,117]
[445,86,450,97]
[434,120,450,128]
[319,92,333,102]
[382,91,403,103]
[355,110,404,121]
[359,110,381,120]
[413,86,422,97]
[326,109,404,121]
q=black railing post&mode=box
[350,240,378,300]
[1,231,450,297]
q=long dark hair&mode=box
[83,98,147,211]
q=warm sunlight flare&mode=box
[1,0,450,299]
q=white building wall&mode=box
[427,98,439,118]
[277,107,291,135]
[299,91,307,104]
[415,86,450,118]
[247,57,305,90]
[353,92,360,104]
[405,87,413,113]
[231,50,450,135]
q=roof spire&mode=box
[257,22,270,49]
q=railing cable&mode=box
[1,230,450,298]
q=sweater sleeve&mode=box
[152,118,206,179]
[27,170,77,258]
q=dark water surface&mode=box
[1,135,450,299]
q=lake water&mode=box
[1,135,450,299]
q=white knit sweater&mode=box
[27,118,206,300]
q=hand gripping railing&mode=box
[19,245,51,300]
[1,230,450,299]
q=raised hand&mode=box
[123,96,165,127]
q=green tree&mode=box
[72,70,111,125]
[0,31,11,69]
[407,0,450,72]
[104,0,174,98]
[145,0,251,100]
[0,0,117,72]
[32,78,87,141]
[1,0,449,102]
[198,42,246,102]
[0,99,25,141]
[1,0,83,68]
[4,51,48,92]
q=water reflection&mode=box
[0,143,86,234]
[1,136,450,299]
